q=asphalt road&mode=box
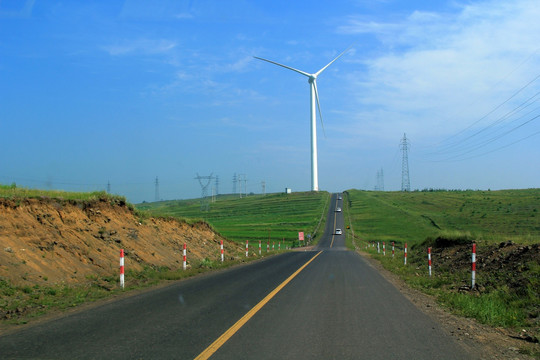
[0,193,472,359]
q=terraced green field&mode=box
[137,191,330,246]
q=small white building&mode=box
[285,188,292,194]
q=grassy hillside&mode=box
[137,191,330,246]
[0,183,124,203]
[345,188,540,247]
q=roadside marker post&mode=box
[392,242,395,258]
[259,240,261,255]
[119,249,125,289]
[267,241,269,253]
[220,240,224,262]
[383,242,386,256]
[272,242,275,251]
[183,243,187,270]
[377,242,380,254]
[279,242,281,251]
[404,243,408,265]
[472,243,477,289]
[428,247,432,277]
[246,240,249,257]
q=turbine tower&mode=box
[254,45,353,191]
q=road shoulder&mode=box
[357,250,539,360]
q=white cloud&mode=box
[175,12,193,19]
[0,0,34,18]
[338,0,540,149]
[102,39,177,56]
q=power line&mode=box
[436,71,540,149]
[431,91,540,156]
[434,115,540,162]
[422,69,540,162]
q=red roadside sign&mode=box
[298,232,304,241]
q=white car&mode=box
[335,207,341,212]
[338,196,342,200]
[335,228,342,235]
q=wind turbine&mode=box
[254,46,352,191]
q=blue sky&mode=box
[1,0,539,203]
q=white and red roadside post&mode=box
[428,247,432,277]
[404,243,408,265]
[245,240,249,257]
[183,243,187,270]
[392,242,395,258]
[279,242,281,251]
[272,242,275,251]
[377,242,380,253]
[267,241,269,252]
[119,249,125,289]
[383,242,386,256]
[472,243,477,289]
[220,240,224,262]
[259,240,261,255]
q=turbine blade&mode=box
[313,80,326,138]
[314,44,354,77]
[253,56,311,78]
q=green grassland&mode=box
[345,188,540,247]
[137,191,330,246]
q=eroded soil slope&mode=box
[0,197,241,286]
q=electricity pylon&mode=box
[400,133,411,191]
[195,173,215,211]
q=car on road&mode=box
[338,196,342,200]
[335,228,342,235]
[335,207,341,212]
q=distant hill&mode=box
[137,191,331,245]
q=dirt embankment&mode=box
[0,197,241,286]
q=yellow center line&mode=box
[195,251,323,360]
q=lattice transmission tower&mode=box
[400,133,411,192]
[237,174,247,198]
[154,176,159,202]
[195,173,215,211]
[377,168,384,191]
